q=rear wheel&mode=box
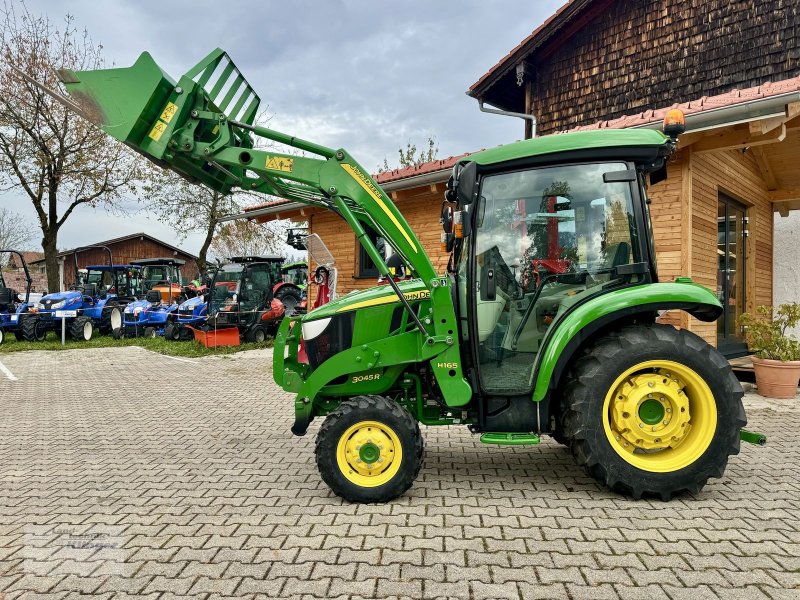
[70,316,94,342]
[112,327,123,340]
[562,324,745,500]
[275,287,302,316]
[100,304,122,334]
[20,315,46,342]
[315,395,423,503]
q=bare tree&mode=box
[0,2,146,291]
[0,206,35,249]
[210,218,284,260]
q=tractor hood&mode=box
[125,299,153,314]
[38,290,82,310]
[303,279,429,321]
[179,296,204,310]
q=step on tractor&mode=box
[119,258,185,338]
[0,250,36,345]
[203,256,285,343]
[29,246,133,342]
[47,47,766,503]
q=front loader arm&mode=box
[50,47,472,407]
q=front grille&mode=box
[305,313,355,369]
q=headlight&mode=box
[302,317,331,341]
[51,300,66,310]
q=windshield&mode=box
[142,265,180,289]
[86,269,115,291]
[210,265,245,315]
[283,267,307,286]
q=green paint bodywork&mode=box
[480,432,541,446]
[465,129,670,166]
[530,281,722,402]
[739,429,767,446]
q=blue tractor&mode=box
[0,250,37,345]
[165,295,208,340]
[119,257,186,338]
[28,246,135,341]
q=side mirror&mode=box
[455,161,478,206]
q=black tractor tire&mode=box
[164,321,180,341]
[112,327,123,340]
[69,316,94,342]
[275,287,302,316]
[0,328,4,345]
[100,304,123,334]
[143,326,157,339]
[562,323,745,500]
[14,330,24,341]
[178,327,195,341]
[20,315,46,342]
[315,395,424,503]
[244,324,267,343]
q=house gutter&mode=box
[631,91,800,133]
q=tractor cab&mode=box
[84,265,141,300]
[131,257,185,304]
[207,257,285,340]
[448,155,655,397]
[280,261,308,289]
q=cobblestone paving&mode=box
[0,346,798,600]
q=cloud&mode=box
[2,0,564,253]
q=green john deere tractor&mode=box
[38,47,765,503]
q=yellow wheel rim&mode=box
[336,420,403,488]
[602,360,717,473]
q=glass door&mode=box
[716,194,748,357]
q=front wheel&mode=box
[562,324,745,500]
[20,315,47,342]
[275,287,302,316]
[315,395,423,503]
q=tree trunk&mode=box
[41,230,60,293]
[197,218,217,276]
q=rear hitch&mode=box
[739,429,767,446]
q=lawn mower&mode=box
[49,47,763,503]
[29,246,131,341]
[198,256,285,344]
[119,257,185,338]
[0,250,36,345]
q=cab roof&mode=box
[131,257,186,266]
[465,129,669,167]
[86,264,138,270]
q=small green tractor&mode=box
[40,47,764,502]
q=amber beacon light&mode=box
[663,108,686,140]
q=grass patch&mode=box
[0,330,273,358]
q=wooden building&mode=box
[29,232,198,292]
[245,0,800,357]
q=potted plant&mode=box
[738,303,800,399]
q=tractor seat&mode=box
[0,287,15,308]
[145,290,162,304]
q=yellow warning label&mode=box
[159,102,178,124]
[148,120,167,142]
[265,155,294,173]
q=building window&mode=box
[357,225,387,278]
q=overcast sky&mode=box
[1,0,563,255]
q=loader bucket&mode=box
[57,48,261,194]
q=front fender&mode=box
[531,282,722,402]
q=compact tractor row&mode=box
[0,247,307,345]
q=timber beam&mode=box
[769,190,800,217]
[692,124,786,154]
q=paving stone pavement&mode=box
[0,346,798,600]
